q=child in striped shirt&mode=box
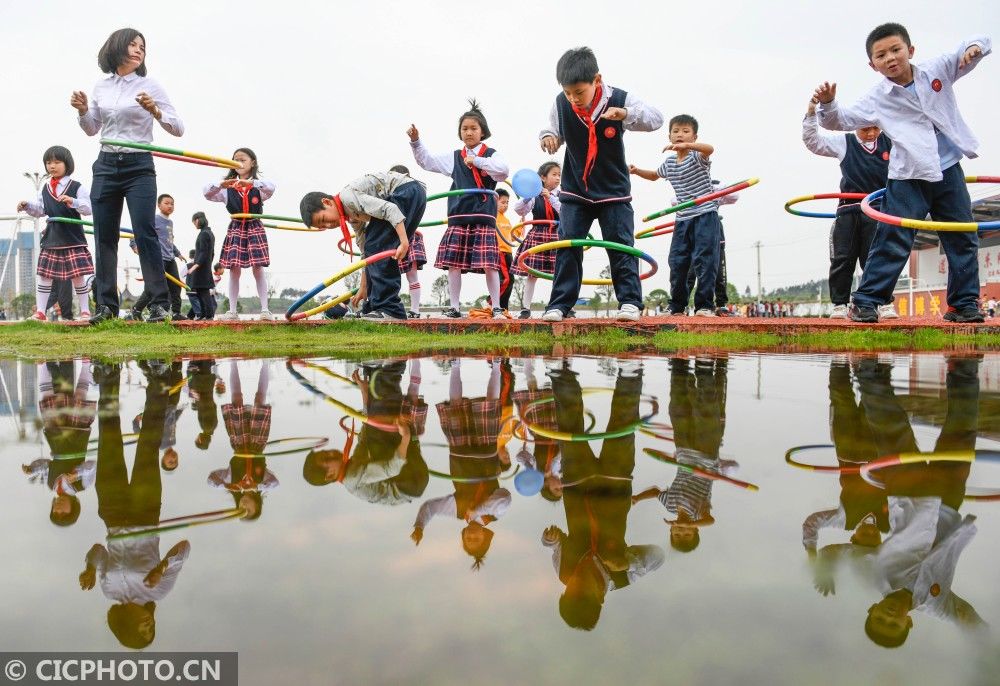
[630,114,720,316]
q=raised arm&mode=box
[802,101,847,159]
[621,91,664,132]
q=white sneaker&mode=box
[617,359,643,378]
[694,309,717,317]
[830,304,849,319]
[616,304,641,321]
[492,307,506,320]
[258,310,275,321]
[218,311,239,321]
[877,304,899,319]
[542,309,564,322]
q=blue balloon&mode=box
[514,468,545,496]
[511,169,543,200]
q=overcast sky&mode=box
[2,0,997,300]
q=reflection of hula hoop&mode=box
[635,221,676,239]
[88,433,138,451]
[285,361,397,432]
[232,436,330,458]
[230,213,305,224]
[109,507,245,540]
[100,139,241,169]
[515,239,658,285]
[861,177,1000,232]
[643,178,760,222]
[858,450,1000,489]
[644,448,759,491]
[785,444,864,474]
[49,217,133,239]
[427,188,500,203]
[428,464,520,483]
[513,410,597,441]
[286,250,394,321]
[520,389,655,442]
[151,151,234,169]
[784,192,867,219]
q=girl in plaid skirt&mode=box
[17,146,94,321]
[512,162,562,319]
[203,148,276,321]
[407,100,510,318]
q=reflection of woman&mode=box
[72,27,184,323]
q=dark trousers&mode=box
[46,278,74,319]
[194,288,215,319]
[548,201,642,314]
[829,210,877,306]
[363,182,427,319]
[186,289,203,319]
[134,259,183,315]
[853,163,979,310]
[91,152,164,313]
[499,251,514,310]
[685,224,728,307]
[669,211,721,312]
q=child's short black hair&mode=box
[669,114,699,134]
[299,192,334,227]
[302,449,342,487]
[538,161,561,178]
[157,193,173,204]
[458,99,491,140]
[188,249,195,258]
[224,148,260,180]
[556,47,599,86]
[98,28,147,77]
[389,165,409,174]
[43,146,74,176]
[50,496,81,527]
[866,22,911,58]
[496,188,509,198]
[213,263,222,271]
[192,211,208,230]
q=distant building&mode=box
[0,230,36,305]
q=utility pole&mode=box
[23,172,48,298]
[753,240,763,300]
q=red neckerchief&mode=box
[461,144,489,201]
[332,194,353,262]
[234,180,253,214]
[570,85,604,190]
[49,177,59,197]
[542,194,555,221]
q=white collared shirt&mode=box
[20,176,92,216]
[409,140,509,181]
[818,36,991,182]
[78,71,184,150]
[203,179,277,203]
[539,84,664,144]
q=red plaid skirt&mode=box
[512,223,558,276]
[513,388,558,435]
[434,224,500,274]
[40,395,97,430]
[436,397,501,449]
[399,231,427,273]
[401,398,428,435]
[223,404,273,453]
[37,247,94,280]
[220,219,270,268]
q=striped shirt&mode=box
[657,449,717,519]
[656,152,718,220]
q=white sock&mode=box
[255,363,269,404]
[522,277,537,311]
[406,269,421,313]
[72,276,89,314]
[253,267,269,312]
[449,359,463,401]
[485,269,500,308]
[228,268,241,314]
[487,359,500,399]
[36,277,52,313]
[448,269,462,309]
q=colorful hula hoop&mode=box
[644,448,759,491]
[635,221,676,239]
[260,221,325,233]
[784,192,868,219]
[515,239,658,285]
[230,213,305,224]
[519,390,656,442]
[99,139,241,169]
[419,212,498,228]
[337,238,364,257]
[643,178,760,222]
[861,177,1000,232]
[426,188,500,203]
[49,216,133,239]
[298,288,359,320]
[134,272,187,290]
[785,444,864,474]
[232,436,330,458]
[513,411,598,441]
[858,449,1000,489]
[285,250,394,321]
[109,508,246,540]
[151,151,233,169]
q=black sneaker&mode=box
[442,308,462,318]
[565,309,577,319]
[491,307,505,320]
[848,304,878,323]
[89,306,117,325]
[517,309,531,320]
[715,307,732,317]
[943,307,985,323]
[122,309,143,322]
[146,305,170,323]
[406,310,420,319]
[362,311,404,321]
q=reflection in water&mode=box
[4,352,1000,680]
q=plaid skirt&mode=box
[399,231,427,273]
[512,224,558,276]
[434,224,500,274]
[401,398,428,436]
[40,395,97,430]
[513,388,558,436]
[436,397,501,449]
[223,403,272,454]
[220,219,270,268]
[37,247,94,280]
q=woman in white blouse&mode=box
[71,28,184,324]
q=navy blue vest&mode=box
[556,88,630,203]
[838,133,891,214]
[41,180,85,249]
[532,194,560,222]
[225,184,265,215]
[449,148,498,228]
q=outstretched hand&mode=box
[960,44,983,68]
[540,135,560,154]
[406,124,419,142]
[813,82,837,105]
[601,107,627,121]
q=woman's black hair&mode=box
[224,148,260,180]
[457,99,491,140]
[97,28,147,77]
[192,211,208,230]
[42,146,74,177]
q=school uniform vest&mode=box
[556,88,630,203]
[449,148,498,228]
[532,194,560,222]
[41,180,85,249]
[451,455,501,517]
[225,185,265,215]
[838,133,891,214]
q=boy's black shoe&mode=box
[146,305,170,323]
[122,308,143,321]
[848,304,878,323]
[715,307,732,317]
[442,308,462,318]
[89,306,117,325]
[943,307,985,323]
